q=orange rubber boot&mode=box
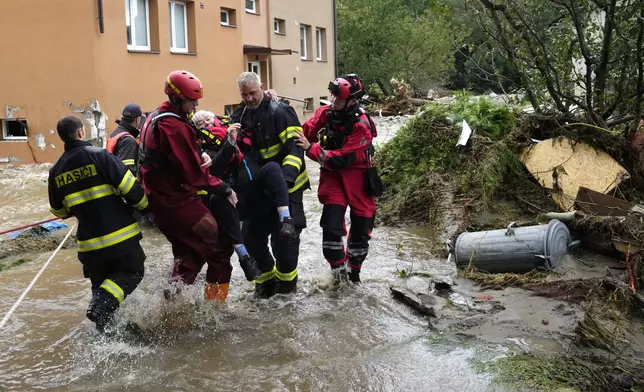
[204,282,229,302]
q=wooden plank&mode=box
[574,186,633,216]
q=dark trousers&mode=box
[243,190,305,284]
[207,194,244,244]
[318,169,375,270]
[236,161,290,221]
[83,244,146,301]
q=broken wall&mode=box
[0,0,102,164]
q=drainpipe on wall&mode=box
[333,0,338,76]
[97,0,105,33]
[266,0,272,88]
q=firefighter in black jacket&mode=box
[48,116,149,333]
[231,72,310,298]
[107,103,144,175]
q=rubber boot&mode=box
[238,254,262,281]
[348,268,361,284]
[279,217,297,239]
[204,282,229,302]
[254,278,277,299]
[275,276,298,295]
[86,289,120,333]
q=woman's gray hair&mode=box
[192,110,214,129]
[237,72,262,88]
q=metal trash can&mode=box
[453,219,577,273]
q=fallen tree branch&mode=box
[601,277,644,309]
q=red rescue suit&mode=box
[302,105,377,273]
[138,101,234,286]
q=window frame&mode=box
[220,8,230,25]
[247,61,261,80]
[316,28,323,60]
[274,18,285,34]
[125,0,151,51]
[169,0,189,53]
[1,119,28,141]
[300,25,308,60]
[245,0,257,13]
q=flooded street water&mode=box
[0,118,508,391]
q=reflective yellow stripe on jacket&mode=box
[117,170,136,195]
[259,144,282,160]
[62,184,115,209]
[278,126,302,144]
[122,159,135,166]
[77,222,141,252]
[133,194,149,210]
[50,206,69,218]
[289,170,309,193]
[282,155,302,171]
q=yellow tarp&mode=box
[520,137,629,211]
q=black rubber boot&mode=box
[275,276,298,295]
[348,268,361,284]
[239,254,262,281]
[278,217,297,239]
[254,278,277,299]
[86,289,120,333]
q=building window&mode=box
[245,0,257,13]
[169,0,188,53]
[220,9,230,25]
[304,98,314,112]
[274,18,285,34]
[220,8,236,26]
[125,0,151,50]
[224,104,242,116]
[1,119,28,141]
[316,27,327,61]
[300,24,312,60]
[247,61,261,80]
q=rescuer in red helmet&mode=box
[138,70,243,302]
[295,74,381,285]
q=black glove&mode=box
[212,182,233,197]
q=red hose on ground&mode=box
[0,217,61,236]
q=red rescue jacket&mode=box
[302,105,376,171]
[138,101,228,208]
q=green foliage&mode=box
[466,0,644,128]
[0,258,30,272]
[337,0,462,92]
[375,99,525,224]
[451,92,518,139]
[477,354,616,392]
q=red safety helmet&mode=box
[328,74,364,100]
[164,70,203,100]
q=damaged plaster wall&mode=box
[0,156,21,163]
[65,99,107,147]
[4,105,22,119]
[35,133,46,151]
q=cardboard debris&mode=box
[574,186,633,217]
[521,137,629,211]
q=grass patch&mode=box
[458,267,551,290]
[477,353,616,392]
[0,258,31,272]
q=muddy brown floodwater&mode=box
[0,117,513,392]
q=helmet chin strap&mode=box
[169,95,192,115]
